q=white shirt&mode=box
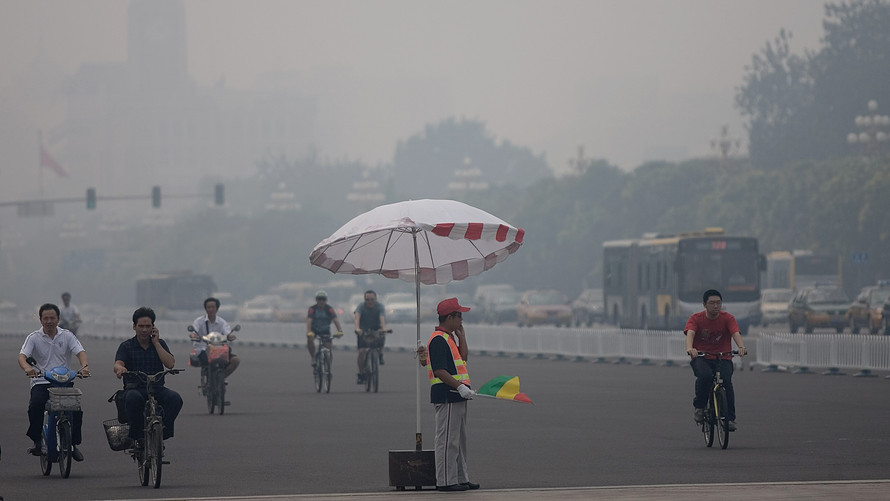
[20,328,85,387]
[191,314,232,352]
[60,303,79,323]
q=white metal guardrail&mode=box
[3,318,889,374]
[756,333,890,373]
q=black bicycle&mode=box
[361,329,391,393]
[697,351,738,449]
[122,368,182,488]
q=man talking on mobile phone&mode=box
[113,307,183,449]
[426,297,480,492]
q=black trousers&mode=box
[27,384,84,445]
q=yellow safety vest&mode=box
[427,330,471,386]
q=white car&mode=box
[383,292,417,323]
[760,288,792,327]
[239,295,281,322]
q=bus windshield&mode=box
[677,250,760,303]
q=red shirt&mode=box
[684,310,739,360]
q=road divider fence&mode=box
[3,318,888,375]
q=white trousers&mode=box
[434,400,469,487]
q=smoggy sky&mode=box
[1,0,827,173]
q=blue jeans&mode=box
[124,387,183,441]
[690,357,736,421]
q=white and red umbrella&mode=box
[310,199,524,446]
[309,199,523,285]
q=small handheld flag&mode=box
[476,375,533,404]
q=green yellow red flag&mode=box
[476,375,533,404]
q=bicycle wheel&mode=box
[314,351,323,392]
[40,422,52,476]
[200,366,209,396]
[57,418,72,479]
[207,368,217,414]
[148,421,164,488]
[217,367,227,415]
[322,350,332,394]
[702,398,715,448]
[138,431,150,486]
[370,349,379,393]
[364,350,373,392]
[715,387,730,449]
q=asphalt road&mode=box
[1,331,889,500]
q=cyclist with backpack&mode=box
[306,291,343,368]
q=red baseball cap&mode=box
[437,297,471,316]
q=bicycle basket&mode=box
[363,330,383,347]
[103,419,132,451]
[48,387,83,411]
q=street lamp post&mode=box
[847,100,889,158]
[710,124,741,164]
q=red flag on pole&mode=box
[40,142,68,178]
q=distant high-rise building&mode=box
[58,0,314,203]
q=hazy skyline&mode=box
[1,0,828,179]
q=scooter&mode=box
[187,324,240,414]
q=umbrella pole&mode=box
[413,231,423,451]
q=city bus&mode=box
[136,271,216,319]
[764,251,842,290]
[603,228,764,334]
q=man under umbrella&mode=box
[425,297,479,492]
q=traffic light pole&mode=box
[0,183,225,215]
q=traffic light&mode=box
[86,188,96,210]
[152,186,161,208]
[214,183,225,206]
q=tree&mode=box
[736,0,890,169]
[735,29,815,169]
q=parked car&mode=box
[759,288,793,327]
[474,284,516,319]
[348,293,366,314]
[516,290,572,327]
[571,288,604,327]
[212,292,240,321]
[383,292,417,323]
[883,297,890,335]
[846,282,890,334]
[239,294,281,322]
[273,298,302,322]
[484,291,521,324]
[788,285,850,333]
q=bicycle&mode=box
[122,368,183,488]
[696,350,739,450]
[311,331,342,393]
[360,329,391,393]
[188,324,239,415]
[26,358,87,479]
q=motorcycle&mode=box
[187,324,240,415]
[26,356,87,478]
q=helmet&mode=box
[315,290,328,300]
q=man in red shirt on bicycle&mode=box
[685,289,747,431]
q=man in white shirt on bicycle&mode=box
[190,297,240,377]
